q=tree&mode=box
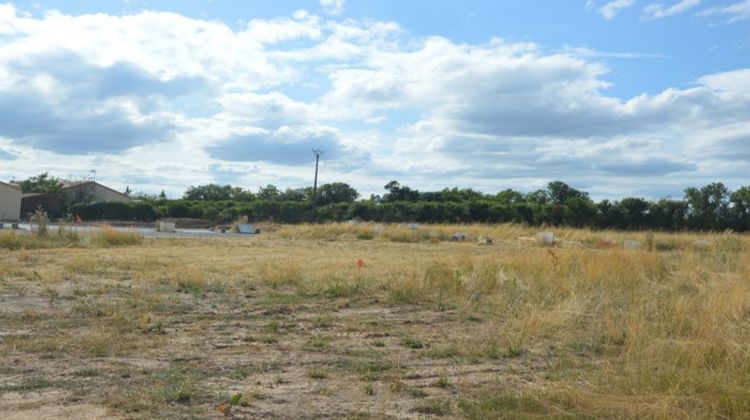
[279,188,309,202]
[317,183,359,206]
[183,184,254,201]
[685,183,730,230]
[526,189,549,206]
[257,184,281,201]
[730,186,750,231]
[546,181,589,205]
[495,189,525,205]
[381,181,420,202]
[18,173,63,196]
[184,184,233,201]
[616,197,651,230]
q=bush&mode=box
[69,202,157,221]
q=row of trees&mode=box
[63,179,750,232]
[181,182,359,206]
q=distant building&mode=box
[0,181,22,221]
[61,181,132,205]
[21,193,65,219]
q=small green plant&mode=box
[408,387,428,397]
[364,383,375,395]
[434,372,450,389]
[227,392,251,407]
[308,368,328,379]
[306,335,330,351]
[504,338,525,358]
[401,337,424,349]
[413,399,451,416]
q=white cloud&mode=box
[0,4,748,197]
[698,68,750,94]
[560,46,664,59]
[642,0,701,20]
[599,0,636,19]
[698,0,750,23]
[320,0,346,16]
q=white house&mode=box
[0,181,22,221]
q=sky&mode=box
[0,0,748,199]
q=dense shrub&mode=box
[56,180,750,232]
[69,202,158,221]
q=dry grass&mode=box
[0,223,748,418]
[0,226,141,250]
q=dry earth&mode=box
[1,226,748,419]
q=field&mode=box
[0,224,749,419]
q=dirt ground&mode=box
[1,228,748,419]
[0,236,541,418]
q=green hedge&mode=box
[69,202,158,221]
[65,198,749,232]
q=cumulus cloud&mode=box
[642,0,701,20]
[0,3,748,197]
[207,126,342,165]
[599,0,636,19]
[698,68,750,94]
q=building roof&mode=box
[0,181,21,191]
[61,181,131,199]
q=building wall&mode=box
[0,183,22,221]
[22,193,65,219]
[92,183,131,203]
[63,182,131,205]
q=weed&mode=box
[407,387,428,397]
[93,226,143,247]
[227,393,251,407]
[413,399,451,416]
[434,372,450,389]
[401,337,424,349]
[364,383,375,395]
[308,369,328,379]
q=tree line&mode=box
[56,178,750,232]
[14,173,750,231]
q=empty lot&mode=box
[1,224,748,418]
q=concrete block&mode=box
[451,232,468,242]
[476,236,493,245]
[537,232,555,246]
[237,224,254,234]
[157,221,176,233]
[623,240,641,250]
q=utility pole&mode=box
[312,149,324,204]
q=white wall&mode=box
[0,183,22,221]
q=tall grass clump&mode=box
[93,226,143,247]
[0,230,83,250]
[29,207,50,236]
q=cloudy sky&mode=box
[0,0,748,199]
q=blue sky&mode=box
[0,0,748,198]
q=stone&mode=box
[237,224,254,234]
[157,221,176,233]
[537,232,555,246]
[623,240,641,250]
